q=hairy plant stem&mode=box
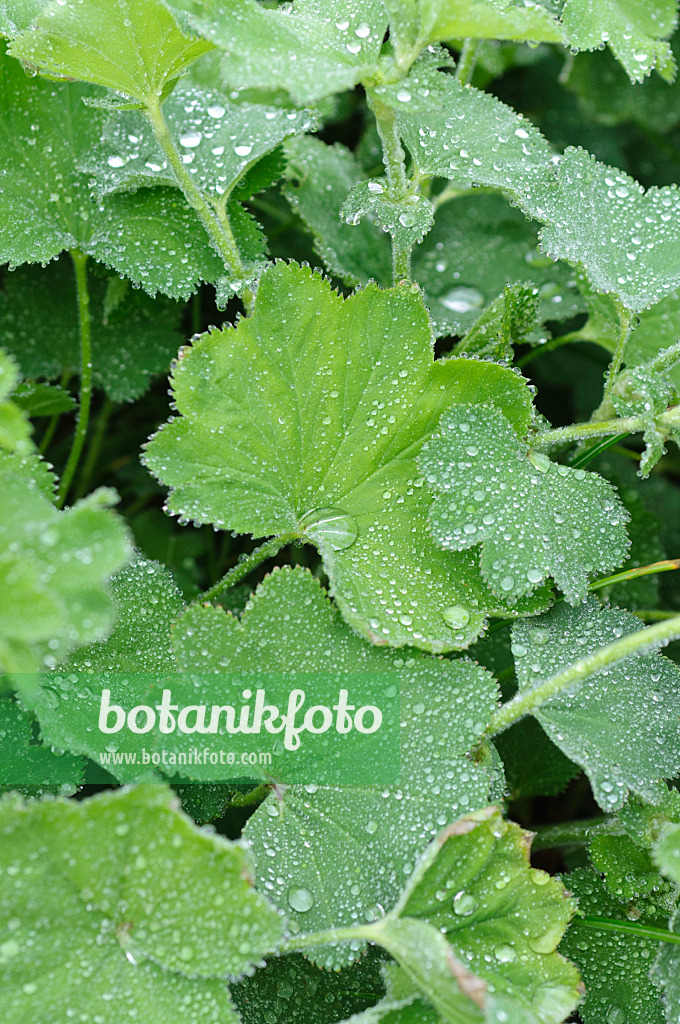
[57,251,92,507]
[228,782,272,809]
[74,395,114,500]
[144,98,254,313]
[280,923,377,954]
[531,818,607,851]
[455,39,480,84]
[530,410,677,452]
[367,92,412,282]
[601,304,633,406]
[485,613,680,738]
[39,369,72,454]
[201,533,300,602]
[577,917,680,946]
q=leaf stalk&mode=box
[57,251,93,507]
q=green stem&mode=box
[602,305,633,404]
[57,251,93,507]
[455,39,480,84]
[39,369,72,454]
[588,559,680,593]
[568,433,631,469]
[144,98,249,304]
[485,613,680,738]
[279,924,376,955]
[577,917,680,946]
[74,395,114,500]
[367,92,412,282]
[637,610,680,622]
[531,818,607,851]
[228,782,272,809]
[201,533,299,602]
[530,416,647,451]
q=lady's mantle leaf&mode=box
[0,450,132,674]
[144,261,541,652]
[172,566,499,967]
[512,599,680,810]
[170,0,389,106]
[0,697,84,797]
[560,869,668,1024]
[420,403,629,605]
[0,349,33,453]
[0,785,284,1023]
[9,0,212,103]
[366,807,581,1024]
[389,0,565,49]
[561,0,678,83]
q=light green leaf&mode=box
[8,0,212,103]
[171,566,499,966]
[0,349,33,453]
[391,0,565,46]
[341,178,435,252]
[0,0,47,36]
[0,697,84,797]
[366,807,580,1024]
[0,50,223,297]
[17,559,185,782]
[88,186,225,300]
[0,452,132,674]
[86,86,315,201]
[654,823,680,884]
[533,147,680,313]
[625,292,680,383]
[232,950,386,1024]
[0,260,185,401]
[456,282,539,361]
[172,0,388,105]
[590,831,669,902]
[420,403,630,605]
[383,70,554,205]
[560,868,667,1024]
[610,342,680,476]
[144,261,544,652]
[511,598,680,810]
[561,0,678,83]
[0,785,285,1023]
[653,914,680,1024]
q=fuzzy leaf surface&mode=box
[8,0,212,102]
[172,566,499,966]
[512,598,680,810]
[420,403,629,605]
[144,261,545,652]
[0,698,84,797]
[0,786,284,1023]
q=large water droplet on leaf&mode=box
[299,508,358,551]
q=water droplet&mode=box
[453,890,478,916]
[299,507,358,551]
[179,131,201,148]
[440,286,485,314]
[441,605,470,629]
[288,887,314,912]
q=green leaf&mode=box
[172,0,389,106]
[0,785,285,1022]
[610,342,680,476]
[17,559,185,781]
[0,349,33,453]
[144,260,546,653]
[653,916,680,1024]
[560,0,679,83]
[171,566,499,966]
[0,50,223,296]
[232,950,386,1024]
[420,403,630,605]
[384,70,554,205]
[533,147,680,313]
[391,0,565,47]
[0,697,84,796]
[456,282,540,360]
[0,260,185,401]
[366,807,580,1024]
[590,831,669,902]
[511,598,680,810]
[8,0,213,103]
[494,716,581,799]
[86,86,315,202]
[654,822,680,884]
[0,0,48,36]
[341,179,435,252]
[0,451,132,674]
[560,868,667,1024]
[12,382,76,417]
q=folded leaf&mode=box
[9,0,212,103]
[0,785,285,1023]
[144,260,546,652]
[420,403,629,604]
[512,598,680,810]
